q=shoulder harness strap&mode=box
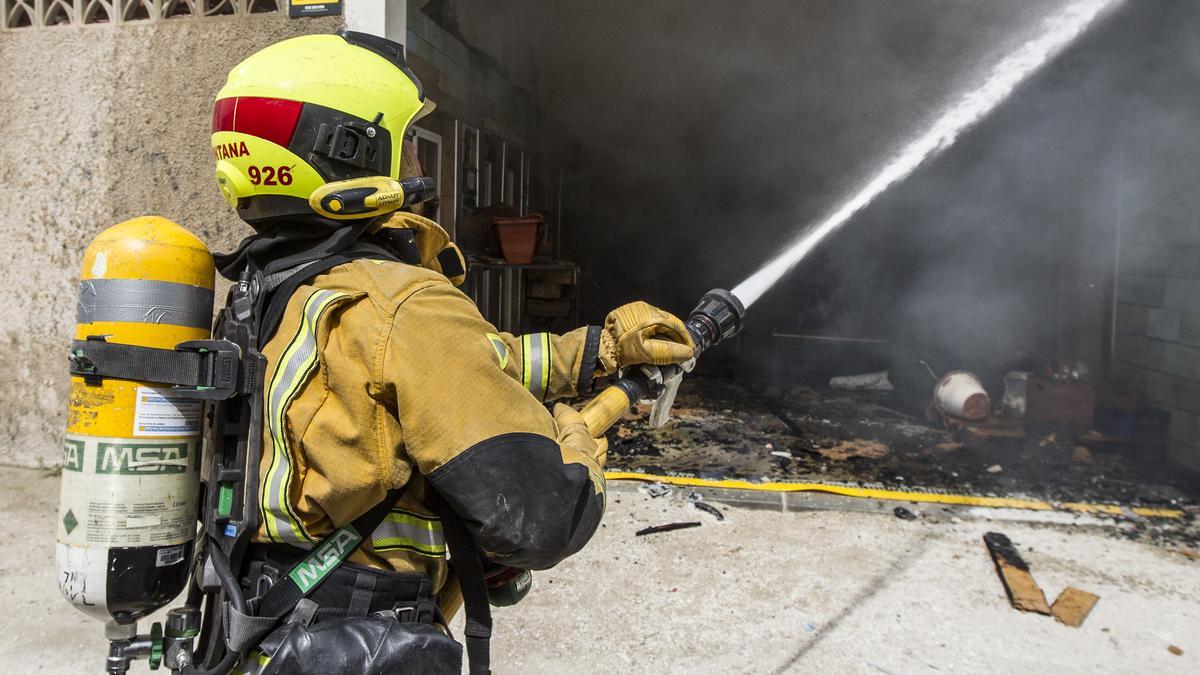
[252,486,407,618]
[256,235,415,348]
[427,489,493,675]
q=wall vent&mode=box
[1,0,281,29]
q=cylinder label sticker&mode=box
[133,387,201,437]
[58,434,200,547]
[156,544,186,567]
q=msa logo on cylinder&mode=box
[63,440,85,472]
[96,442,190,475]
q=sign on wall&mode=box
[290,0,343,18]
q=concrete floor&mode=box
[4,465,1197,674]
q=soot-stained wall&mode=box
[767,0,1182,382]
[0,14,340,467]
[516,0,1086,312]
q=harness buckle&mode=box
[382,606,414,622]
[254,562,280,600]
[379,599,437,624]
[69,335,109,386]
[174,339,242,400]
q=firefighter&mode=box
[206,31,694,674]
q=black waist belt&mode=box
[243,544,439,625]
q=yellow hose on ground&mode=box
[603,471,1183,519]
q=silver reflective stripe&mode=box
[261,289,346,544]
[522,333,551,401]
[525,334,540,398]
[77,278,213,329]
[370,510,446,557]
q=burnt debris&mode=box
[983,532,1052,615]
[692,501,726,521]
[606,376,1198,510]
[636,522,703,537]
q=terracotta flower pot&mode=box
[491,216,543,264]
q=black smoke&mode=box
[484,0,1199,384]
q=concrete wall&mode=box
[1113,157,1200,472]
[1109,1,1200,473]
[0,13,340,467]
[405,2,538,143]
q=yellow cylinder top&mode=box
[81,216,214,288]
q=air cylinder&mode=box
[57,216,213,625]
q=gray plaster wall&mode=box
[0,14,341,467]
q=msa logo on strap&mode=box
[288,526,363,594]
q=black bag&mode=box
[238,547,463,675]
[253,614,462,675]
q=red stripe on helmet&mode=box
[211,96,304,149]
[211,97,236,134]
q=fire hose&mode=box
[579,289,746,438]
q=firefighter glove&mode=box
[554,403,608,466]
[599,301,695,374]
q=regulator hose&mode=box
[182,536,246,675]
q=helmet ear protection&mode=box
[211,31,431,226]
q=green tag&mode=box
[288,526,363,594]
[217,483,234,517]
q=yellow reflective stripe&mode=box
[520,333,552,401]
[486,332,508,369]
[261,289,346,543]
[233,650,271,675]
[370,510,446,557]
[539,333,552,399]
[521,334,532,394]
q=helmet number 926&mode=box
[247,166,293,186]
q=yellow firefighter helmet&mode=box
[211,30,433,225]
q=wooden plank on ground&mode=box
[1050,586,1099,627]
[983,532,1052,615]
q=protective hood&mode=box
[214,217,376,280]
[215,211,466,287]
